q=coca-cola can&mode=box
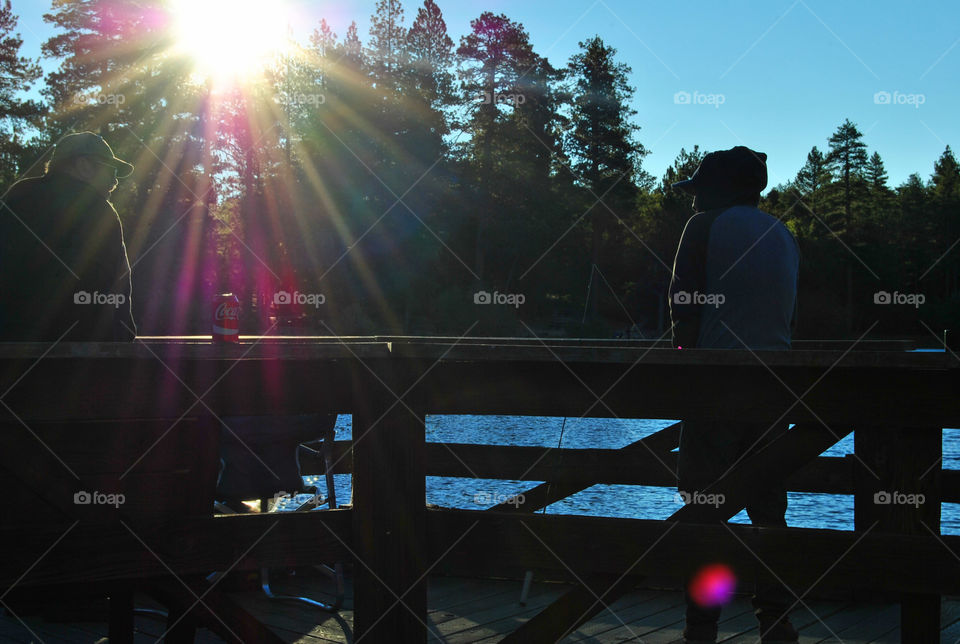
[212,293,240,343]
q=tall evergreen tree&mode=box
[457,12,540,283]
[567,36,645,319]
[826,118,868,231]
[928,146,960,299]
[865,151,889,191]
[795,146,831,197]
[825,118,869,333]
[864,150,893,227]
[931,145,960,199]
[0,0,43,187]
[406,0,454,162]
[791,146,832,238]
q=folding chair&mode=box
[214,413,345,611]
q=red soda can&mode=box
[212,293,240,343]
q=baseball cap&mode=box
[50,132,135,178]
[672,146,767,196]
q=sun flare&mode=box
[171,0,291,84]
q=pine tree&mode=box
[406,0,454,162]
[0,0,44,186]
[795,146,831,197]
[931,145,960,199]
[929,146,960,299]
[567,36,645,319]
[859,150,895,256]
[826,118,868,231]
[790,146,832,238]
[825,119,870,333]
[865,151,888,191]
[456,12,540,283]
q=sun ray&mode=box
[169,0,292,86]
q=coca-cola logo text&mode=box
[215,302,240,321]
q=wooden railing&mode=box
[0,337,958,643]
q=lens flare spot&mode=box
[689,563,736,607]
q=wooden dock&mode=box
[3,571,960,642]
[1,337,959,643]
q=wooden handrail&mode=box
[297,438,960,502]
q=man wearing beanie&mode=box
[669,146,801,644]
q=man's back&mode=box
[669,204,799,351]
[0,172,136,341]
[698,205,799,349]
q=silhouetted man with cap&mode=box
[669,146,800,644]
[0,132,137,341]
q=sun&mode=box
[170,0,291,84]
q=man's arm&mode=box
[668,212,720,348]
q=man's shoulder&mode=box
[718,205,795,235]
[2,175,47,202]
[682,208,728,237]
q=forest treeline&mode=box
[0,0,957,339]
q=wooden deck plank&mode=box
[563,589,685,641]
[567,593,692,642]
[224,590,352,643]
[432,583,573,643]
[562,588,667,640]
[794,602,883,643]
[430,586,526,628]
[0,611,226,643]
[593,596,754,643]
[831,603,900,643]
[940,597,960,637]
[707,598,765,643]
[721,600,850,643]
[940,598,960,643]
[428,577,524,616]
[4,576,957,643]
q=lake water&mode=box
[298,413,960,535]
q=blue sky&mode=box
[10,0,959,189]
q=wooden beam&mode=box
[669,423,851,524]
[426,508,960,595]
[488,421,681,513]
[351,372,428,643]
[300,442,957,501]
[0,510,353,588]
[2,348,958,426]
[499,574,638,644]
[855,425,942,641]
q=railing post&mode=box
[854,425,942,641]
[352,371,428,643]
